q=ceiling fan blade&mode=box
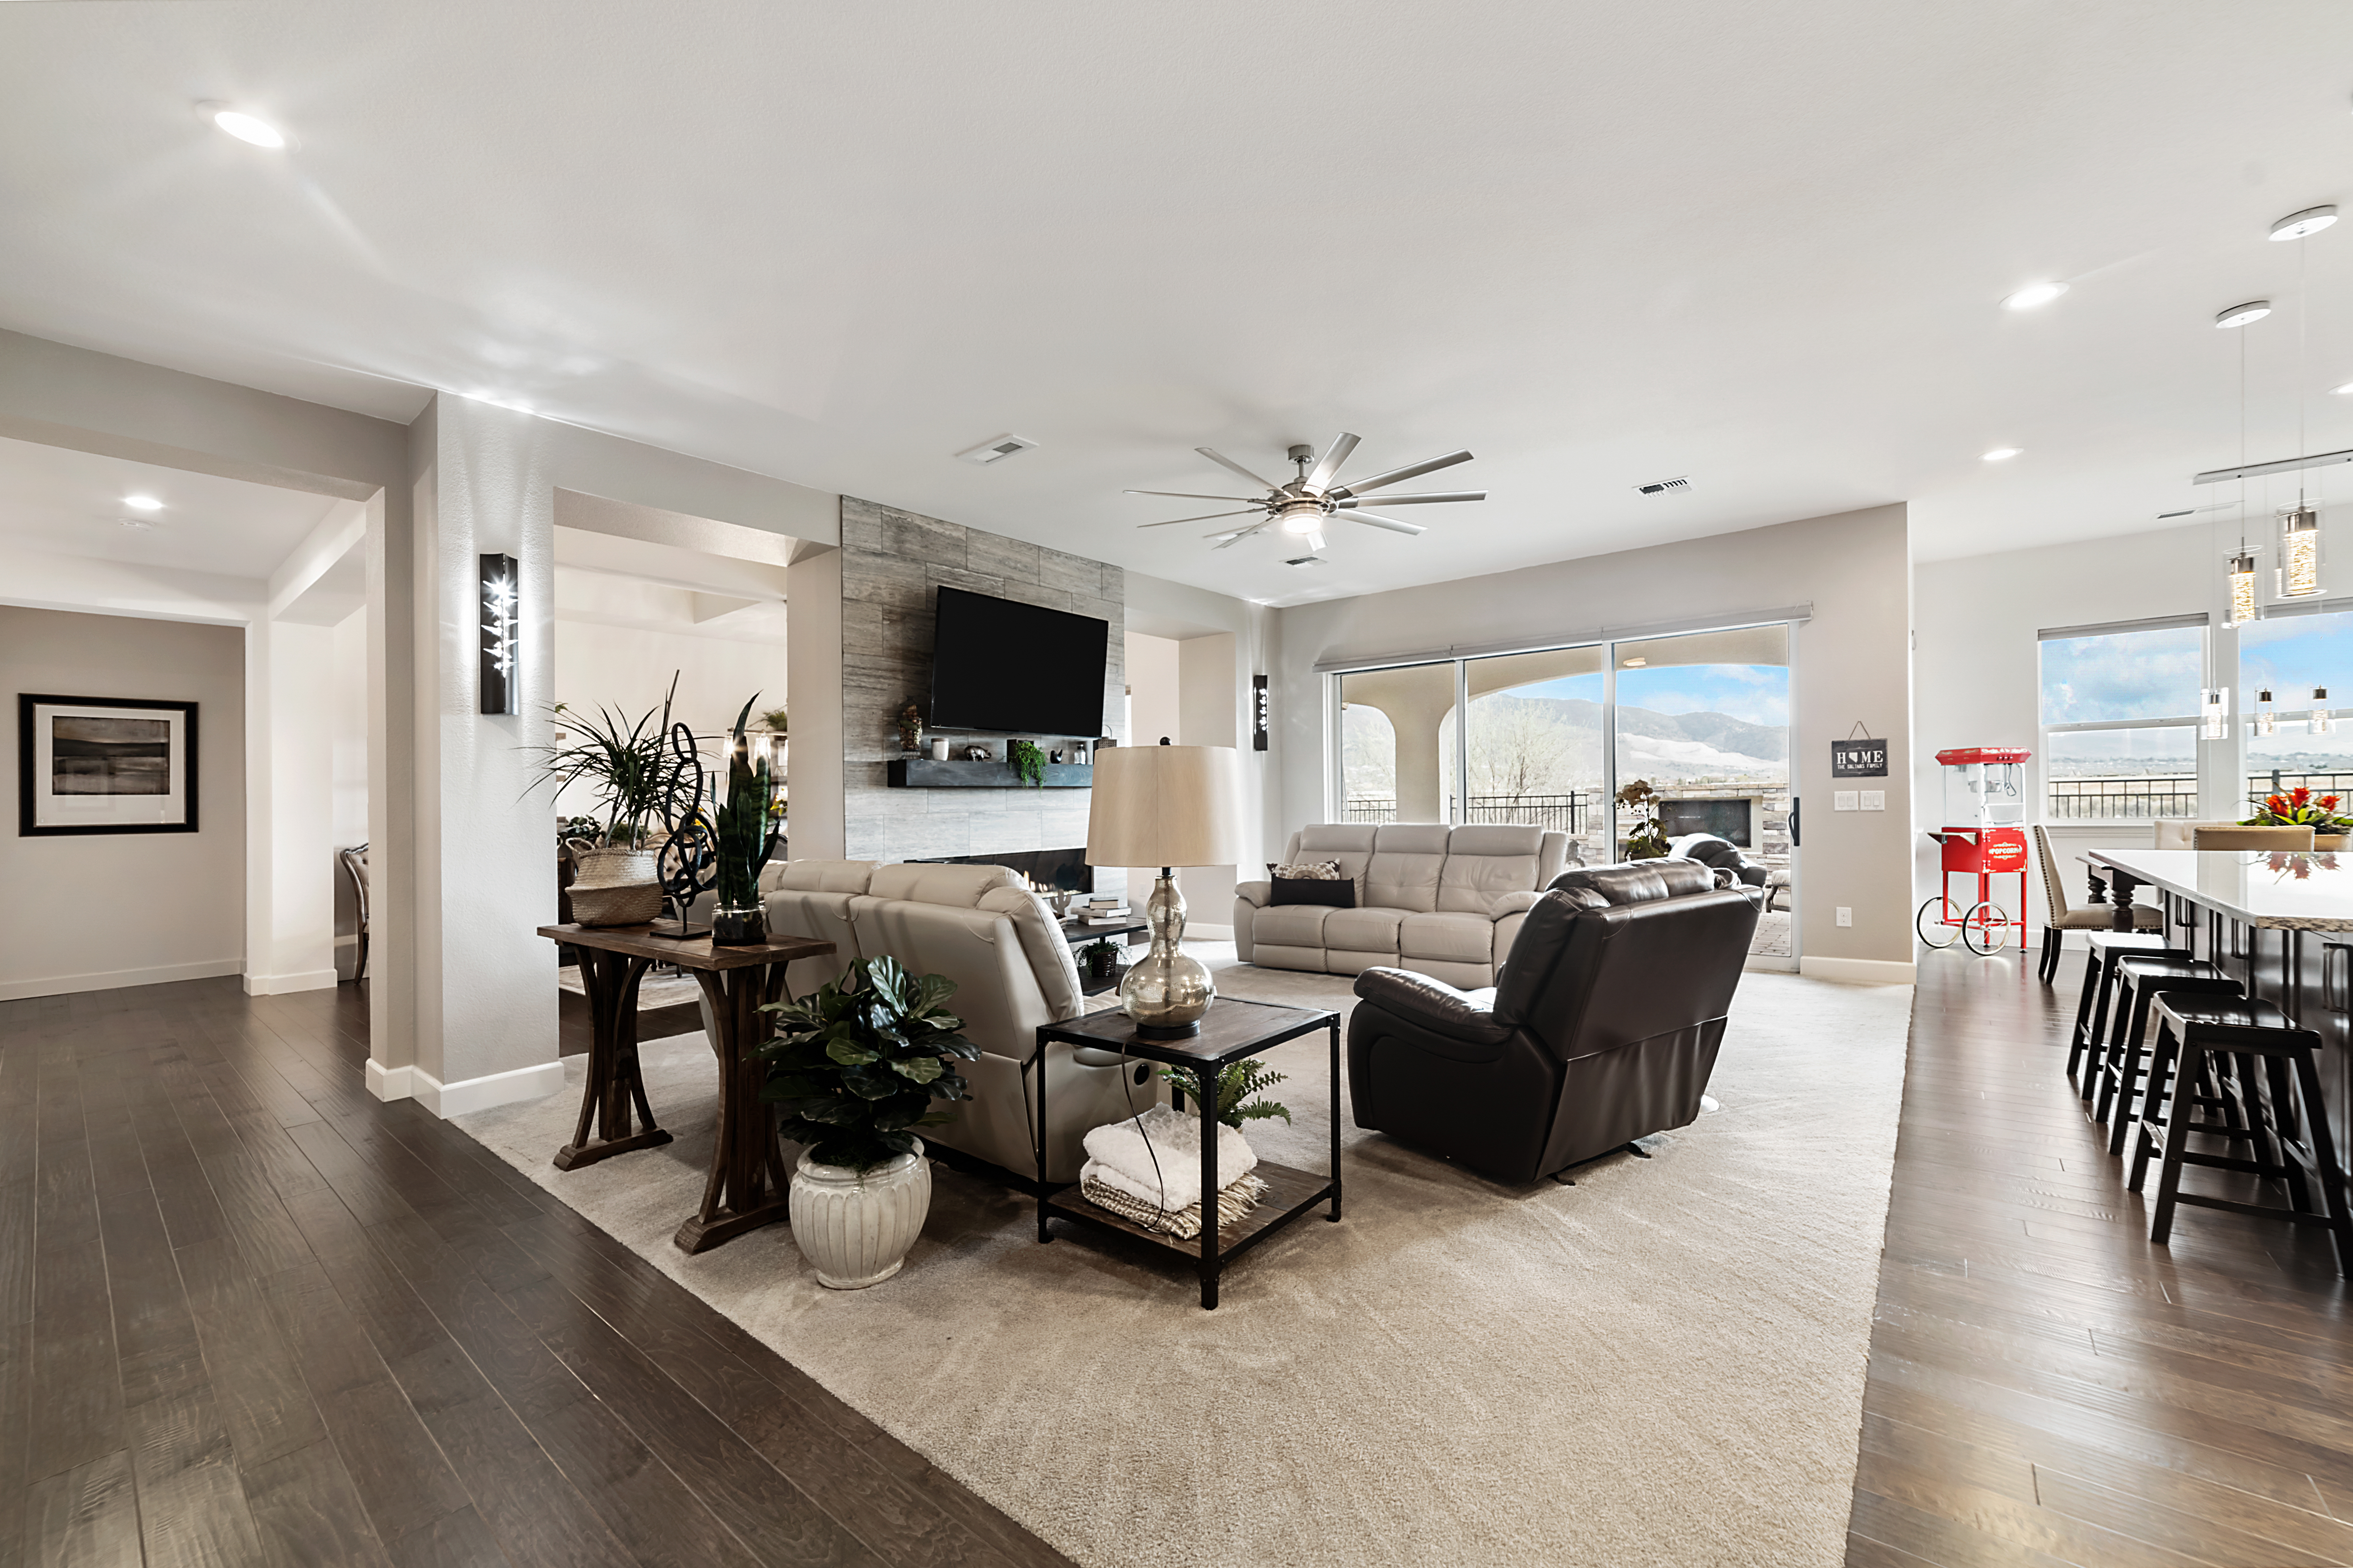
[1335,490,1486,507]
[1211,521,1273,550]
[1304,432,1361,493]
[1137,509,1262,528]
[1341,511,1428,536]
[1124,489,1261,502]
[1330,449,1474,498]
[1304,529,1327,551]
[1197,447,1284,492]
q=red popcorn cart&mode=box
[1918,746,2030,955]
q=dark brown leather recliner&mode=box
[1346,860,1760,1184]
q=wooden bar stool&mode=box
[2093,956,2242,1154]
[2068,933,2186,1092]
[2127,995,2353,1276]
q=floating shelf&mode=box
[886,758,1094,789]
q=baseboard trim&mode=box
[1799,956,1917,986]
[369,1057,568,1117]
[243,968,340,996]
[0,958,243,1002]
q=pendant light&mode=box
[2202,685,2232,739]
[2275,210,2328,599]
[2218,305,2264,623]
[2313,687,2333,735]
[2227,550,2261,625]
[2256,688,2278,736]
[2281,503,2322,597]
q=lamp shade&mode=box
[1086,745,1246,869]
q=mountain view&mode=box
[1345,694,1788,796]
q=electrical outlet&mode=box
[1836,906,1853,927]
[1833,791,1858,811]
[1860,790,1885,812]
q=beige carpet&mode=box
[456,947,1913,1568]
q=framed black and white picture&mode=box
[18,694,199,836]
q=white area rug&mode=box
[456,947,1912,1568]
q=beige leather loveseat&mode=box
[764,860,1145,1183]
[1234,823,1572,987]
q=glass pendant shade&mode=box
[2315,687,2334,735]
[2201,687,2231,740]
[2280,505,2322,598]
[2228,551,2260,626]
[2256,688,2278,737]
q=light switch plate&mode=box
[1833,791,1859,811]
[1836,906,1853,927]
[1860,790,1885,812]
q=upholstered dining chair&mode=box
[2032,825,2161,983]
[2190,825,2315,850]
[338,844,369,981]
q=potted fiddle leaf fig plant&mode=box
[757,957,980,1289]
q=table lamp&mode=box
[1085,739,1246,1038]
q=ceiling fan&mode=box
[1128,432,1484,553]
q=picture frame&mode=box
[18,693,199,836]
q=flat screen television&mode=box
[928,586,1109,738]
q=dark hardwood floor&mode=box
[0,977,1072,1568]
[18,950,2352,1566]
[1849,945,2353,1567]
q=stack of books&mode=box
[1083,897,1131,925]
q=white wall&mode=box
[0,607,247,998]
[1270,505,1915,981]
[1914,520,2220,938]
[1128,573,1276,933]
[550,615,790,825]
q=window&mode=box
[2038,620,2203,820]
[2241,608,2353,810]
[1338,662,1454,824]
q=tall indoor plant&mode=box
[758,956,980,1288]
[709,696,784,944]
[528,691,691,925]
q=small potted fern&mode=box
[1166,1059,1291,1130]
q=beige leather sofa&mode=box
[764,860,1147,1183]
[1233,823,1572,988]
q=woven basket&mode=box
[568,846,664,927]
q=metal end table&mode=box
[1033,996,1341,1308]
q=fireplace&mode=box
[910,846,1093,892]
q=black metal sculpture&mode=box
[650,694,780,944]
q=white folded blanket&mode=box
[1080,1104,1256,1212]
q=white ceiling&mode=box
[6,2,2353,607]
[0,433,338,581]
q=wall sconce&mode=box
[480,552,520,716]
[1252,674,1269,752]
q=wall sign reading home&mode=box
[18,693,199,835]
[1830,736,1888,778]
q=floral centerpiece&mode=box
[2242,784,2353,842]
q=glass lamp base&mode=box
[1118,872,1213,1033]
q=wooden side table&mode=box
[538,923,834,1254]
[1034,997,1341,1309]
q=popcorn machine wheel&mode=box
[1917,747,2031,956]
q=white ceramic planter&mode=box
[789,1140,932,1289]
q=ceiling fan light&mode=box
[1279,509,1321,535]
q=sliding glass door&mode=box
[1329,620,1798,965]
[1610,625,1792,964]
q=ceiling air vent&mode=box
[1635,477,1690,495]
[1283,555,1326,568]
[955,433,1038,465]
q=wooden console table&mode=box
[538,923,834,1254]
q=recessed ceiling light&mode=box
[2331,382,2353,396]
[122,494,163,511]
[208,107,288,148]
[2216,300,2273,329]
[119,517,158,532]
[2270,205,2338,241]
[1621,657,1647,668]
[2002,282,2068,311]
[1982,447,2023,462]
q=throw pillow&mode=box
[1268,861,1355,908]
